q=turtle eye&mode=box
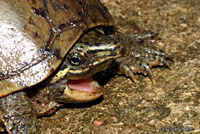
[68,52,85,66]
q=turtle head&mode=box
[50,30,120,103]
[64,30,120,80]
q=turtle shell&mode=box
[0,0,114,97]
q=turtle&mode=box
[0,0,172,133]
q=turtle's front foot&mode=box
[115,31,173,83]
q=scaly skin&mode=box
[0,92,39,134]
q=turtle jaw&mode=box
[49,59,112,103]
[54,78,103,103]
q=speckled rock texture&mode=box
[39,0,200,133]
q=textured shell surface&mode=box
[0,0,114,97]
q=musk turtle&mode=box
[0,0,172,133]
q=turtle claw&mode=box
[141,63,154,83]
[162,59,170,68]
[118,60,156,83]
[120,63,139,83]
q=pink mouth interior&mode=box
[68,78,94,92]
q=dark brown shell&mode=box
[0,0,114,97]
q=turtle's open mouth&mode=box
[57,78,103,103]
[68,78,97,92]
